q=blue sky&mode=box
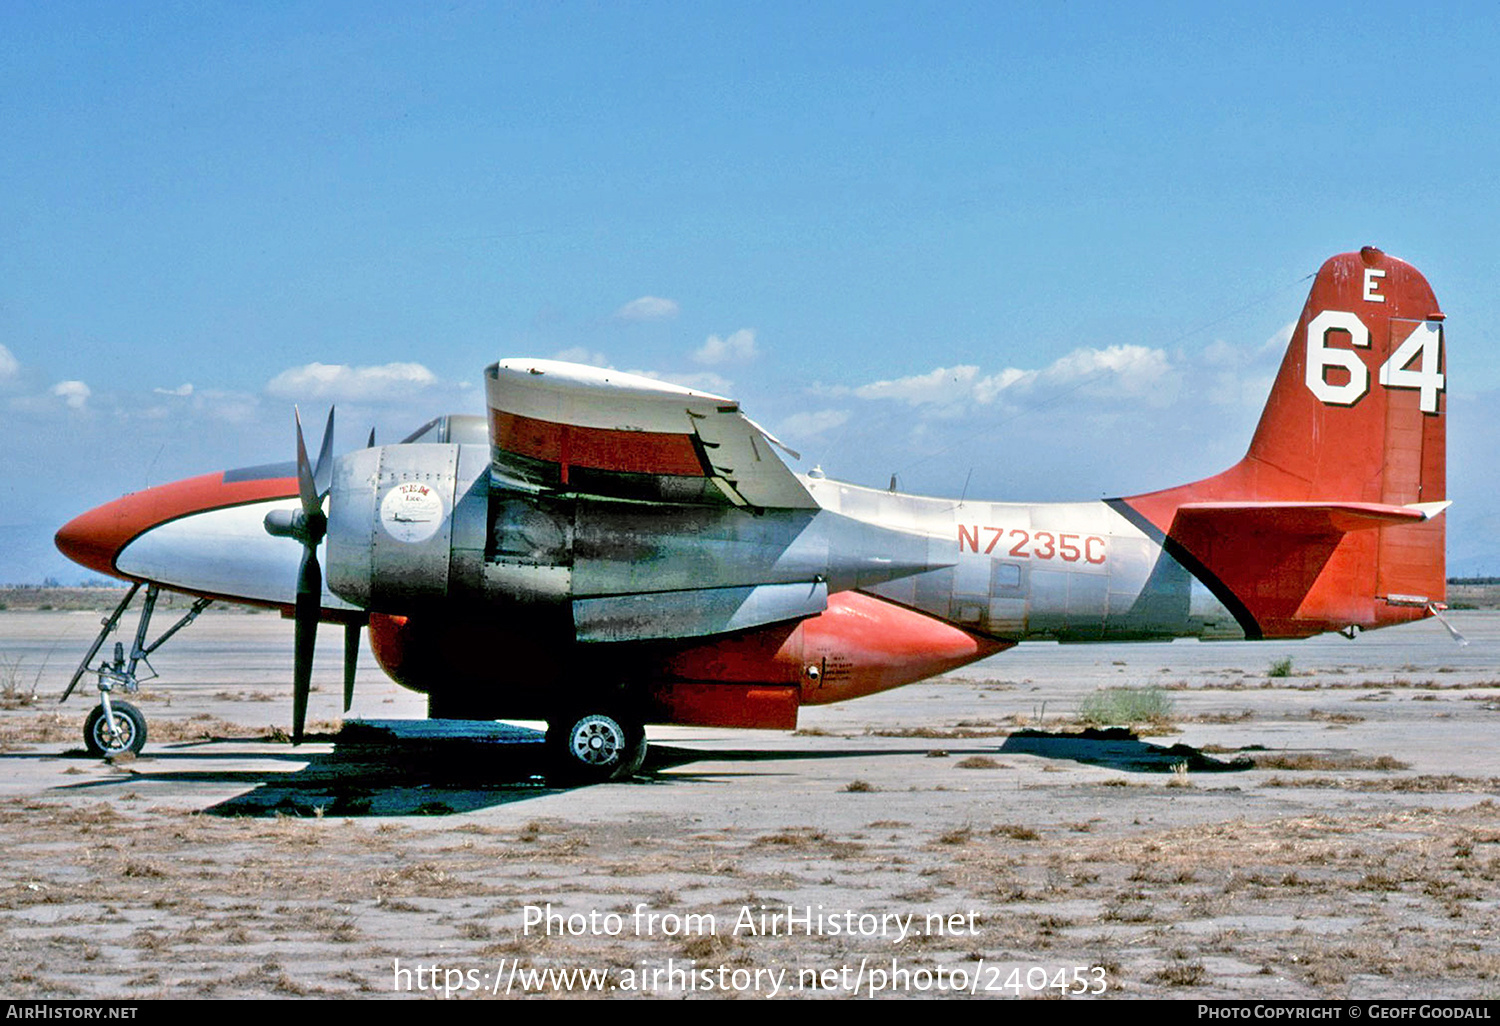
[4,1,1499,581]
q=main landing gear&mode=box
[61,583,212,757]
[545,708,647,784]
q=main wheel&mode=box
[545,710,646,784]
[84,701,147,757]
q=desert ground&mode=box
[0,596,1497,1000]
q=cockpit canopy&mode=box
[399,414,488,446]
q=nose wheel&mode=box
[546,709,646,784]
[84,700,147,757]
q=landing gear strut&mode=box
[61,583,211,757]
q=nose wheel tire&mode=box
[84,701,147,757]
[546,711,646,784]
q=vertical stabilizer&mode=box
[1115,248,1446,637]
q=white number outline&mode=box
[1304,311,1445,415]
[1305,310,1370,407]
[1378,321,1444,414]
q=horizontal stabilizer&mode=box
[1175,500,1445,536]
[1164,500,1449,640]
[574,580,829,643]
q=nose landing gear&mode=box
[61,583,211,758]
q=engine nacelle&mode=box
[326,443,485,609]
[327,443,576,612]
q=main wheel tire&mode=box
[545,710,646,784]
[84,701,147,757]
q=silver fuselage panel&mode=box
[801,476,1241,642]
[320,443,1239,641]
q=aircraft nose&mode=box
[55,499,141,578]
[55,469,304,581]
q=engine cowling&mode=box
[326,443,575,610]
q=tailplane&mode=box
[1115,247,1446,638]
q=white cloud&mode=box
[192,388,261,424]
[854,365,982,405]
[693,329,758,365]
[51,380,90,409]
[153,383,194,397]
[972,368,1029,403]
[614,296,680,322]
[1037,344,1170,396]
[266,362,438,402]
[1197,335,1285,410]
[778,409,850,440]
[553,347,612,367]
[0,344,18,382]
[849,345,1173,411]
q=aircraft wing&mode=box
[484,359,818,510]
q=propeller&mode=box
[264,407,334,743]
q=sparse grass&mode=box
[955,755,1001,769]
[865,725,1010,738]
[755,827,827,847]
[1076,686,1175,728]
[1268,657,1294,678]
[1101,899,1156,923]
[1166,761,1192,787]
[936,825,973,845]
[1251,752,1408,771]
[1183,709,1256,724]
[991,823,1040,840]
[1152,961,1208,986]
[0,655,43,708]
[1308,708,1365,724]
[1261,774,1500,792]
[843,779,875,793]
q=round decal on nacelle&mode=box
[379,483,445,543]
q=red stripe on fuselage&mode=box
[490,410,707,478]
[55,471,298,579]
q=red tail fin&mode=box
[1119,247,1446,638]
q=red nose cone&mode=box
[54,503,131,578]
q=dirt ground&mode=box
[0,607,1497,1000]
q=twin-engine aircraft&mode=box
[54,247,1448,781]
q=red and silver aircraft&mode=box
[54,247,1449,781]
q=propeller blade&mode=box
[343,621,360,713]
[313,407,335,498]
[292,548,321,744]
[366,426,376,449]
[294,407,319,521]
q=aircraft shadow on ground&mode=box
[41,720,1250,817]
[999,727,1255,773]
